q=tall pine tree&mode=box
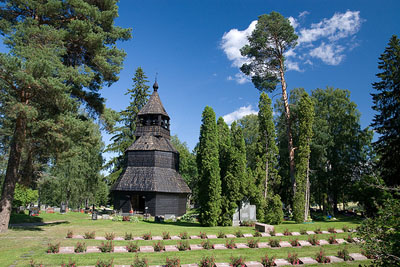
[0,0,130,232]
[293,92,314,223]
[105,67,150,183]
[197,106,221,226]
[371,35,400,188]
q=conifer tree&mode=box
[241,11,298,194]
[219,121,246,226]
[371,35,400,188]
[255,92,282,224]
[0,0,130,232]
[293,92,314,223]
[105,67,150,182]
[197,106,221,226]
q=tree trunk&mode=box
[264,132,269,199]
[0,114,27,232]
[304,151,311,221]
[278,60,296,194]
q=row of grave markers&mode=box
[57,253,369,267]
[68,228,353,241]
[57,236,360,254]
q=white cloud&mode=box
[223,105,258,125]
[309,42,345,65]
[298,10,362,44]
[221,10,363,78]
[221,20,257,68]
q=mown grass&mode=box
[0,212,365,266]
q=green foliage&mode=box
[197,106,221,226]
[261,254,276,267]
[240,12,297,92]
[105,67,150,183]
[293,92,314,223]
[264,194,283,225]
[230,256,245,267]
[12,183,38,208]
[357,198,400,266]
[199,256,215,267]
[126,242,139,253]
[170,135,198,201]
[237,114,259,170]
[371,35,400,188]
[165,257,180,267]
[132,255,148,267]
[98,241,114,253]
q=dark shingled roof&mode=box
[111,167,191,193]
[126,135,177,152]
[138,90,169,118]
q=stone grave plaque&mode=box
[215,263,230,267]
[349,253,368,261]
[114,246,128,253]
[165,245,179,252]
[336,229,344,233]
[306,231,315,235]
[299,257,318,264]
[279,241,292,247]
[59,247,74,254]
[152,236,163,240]
[319,239,329,245]
[213,244,227,249]
[291,232,300,236]
[245,261,263,267]
[243,233,253,238]
[328,256,344,263]
[190,244,203,250]
[236,243,249,249]
[336,238,347,244]
[206,234,217,239]
[225,234,236,238]
[190,235,200,239]
[274,259,291,266]
[258,242,270,248]
[140,246,154,252]
[298,240,312,246]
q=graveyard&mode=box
[1,210,369,266]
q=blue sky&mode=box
[101,0,400,154]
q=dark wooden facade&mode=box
[111,82,191,216]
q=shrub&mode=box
[179,232,189,239]
[328,227,336,233]
[95,259,113,267]
[247,238,259,248]
[142,232,152,240]
[125,232,133,240]
[283,228,292,236]
[47,243,60,253]
[131,216,140,223]
[345,234,355,243]
[241,220,255,227]
[314,228,322,234]
[84,231,95,239]
[131,255,149,267]
[260,254,276,267]
[264,194,284,225]
[315,249,330,263]
[308,235,320,246]
[254,230,262,237]
[177,240,189,251]
[361,249,377,259]
[98,241,114,253]
[290,239,300,247]
[226,239,236,249]
[199,232,207,239]
[74,242,86,253]
[230,256,245,267]
[287,252,300,265]
[126,241,139,252]
[337,246,352,261]
[66,230,73,238]
[300,229,307,235]
[162,231,171,240]
[235,230,243,238]
[165,257,180,267]
[61,260,77,267]
[328,235,338,244]
[269,239,280,248]
[123,216,131,221]
[217,231,225,238]
[105,232,115,240]
[29,260,44,267]
[269,229,276,236]
[153,241,164,252]
[201,239,212,250]
[199,256,215,267]
[342,225,349,232]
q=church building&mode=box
[111,81,191,216]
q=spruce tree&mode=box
[371,35,400,188]
[293,92,314,223]
[197,106,221,226]
[105,67,150,183]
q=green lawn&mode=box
[0,212,367,266]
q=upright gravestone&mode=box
[60,202,66,214]
[232,201,256,226]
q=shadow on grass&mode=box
[9,220,70,231]
[143,220,201,228]
[9,213,43,224]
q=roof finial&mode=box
[153,73,159,92]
